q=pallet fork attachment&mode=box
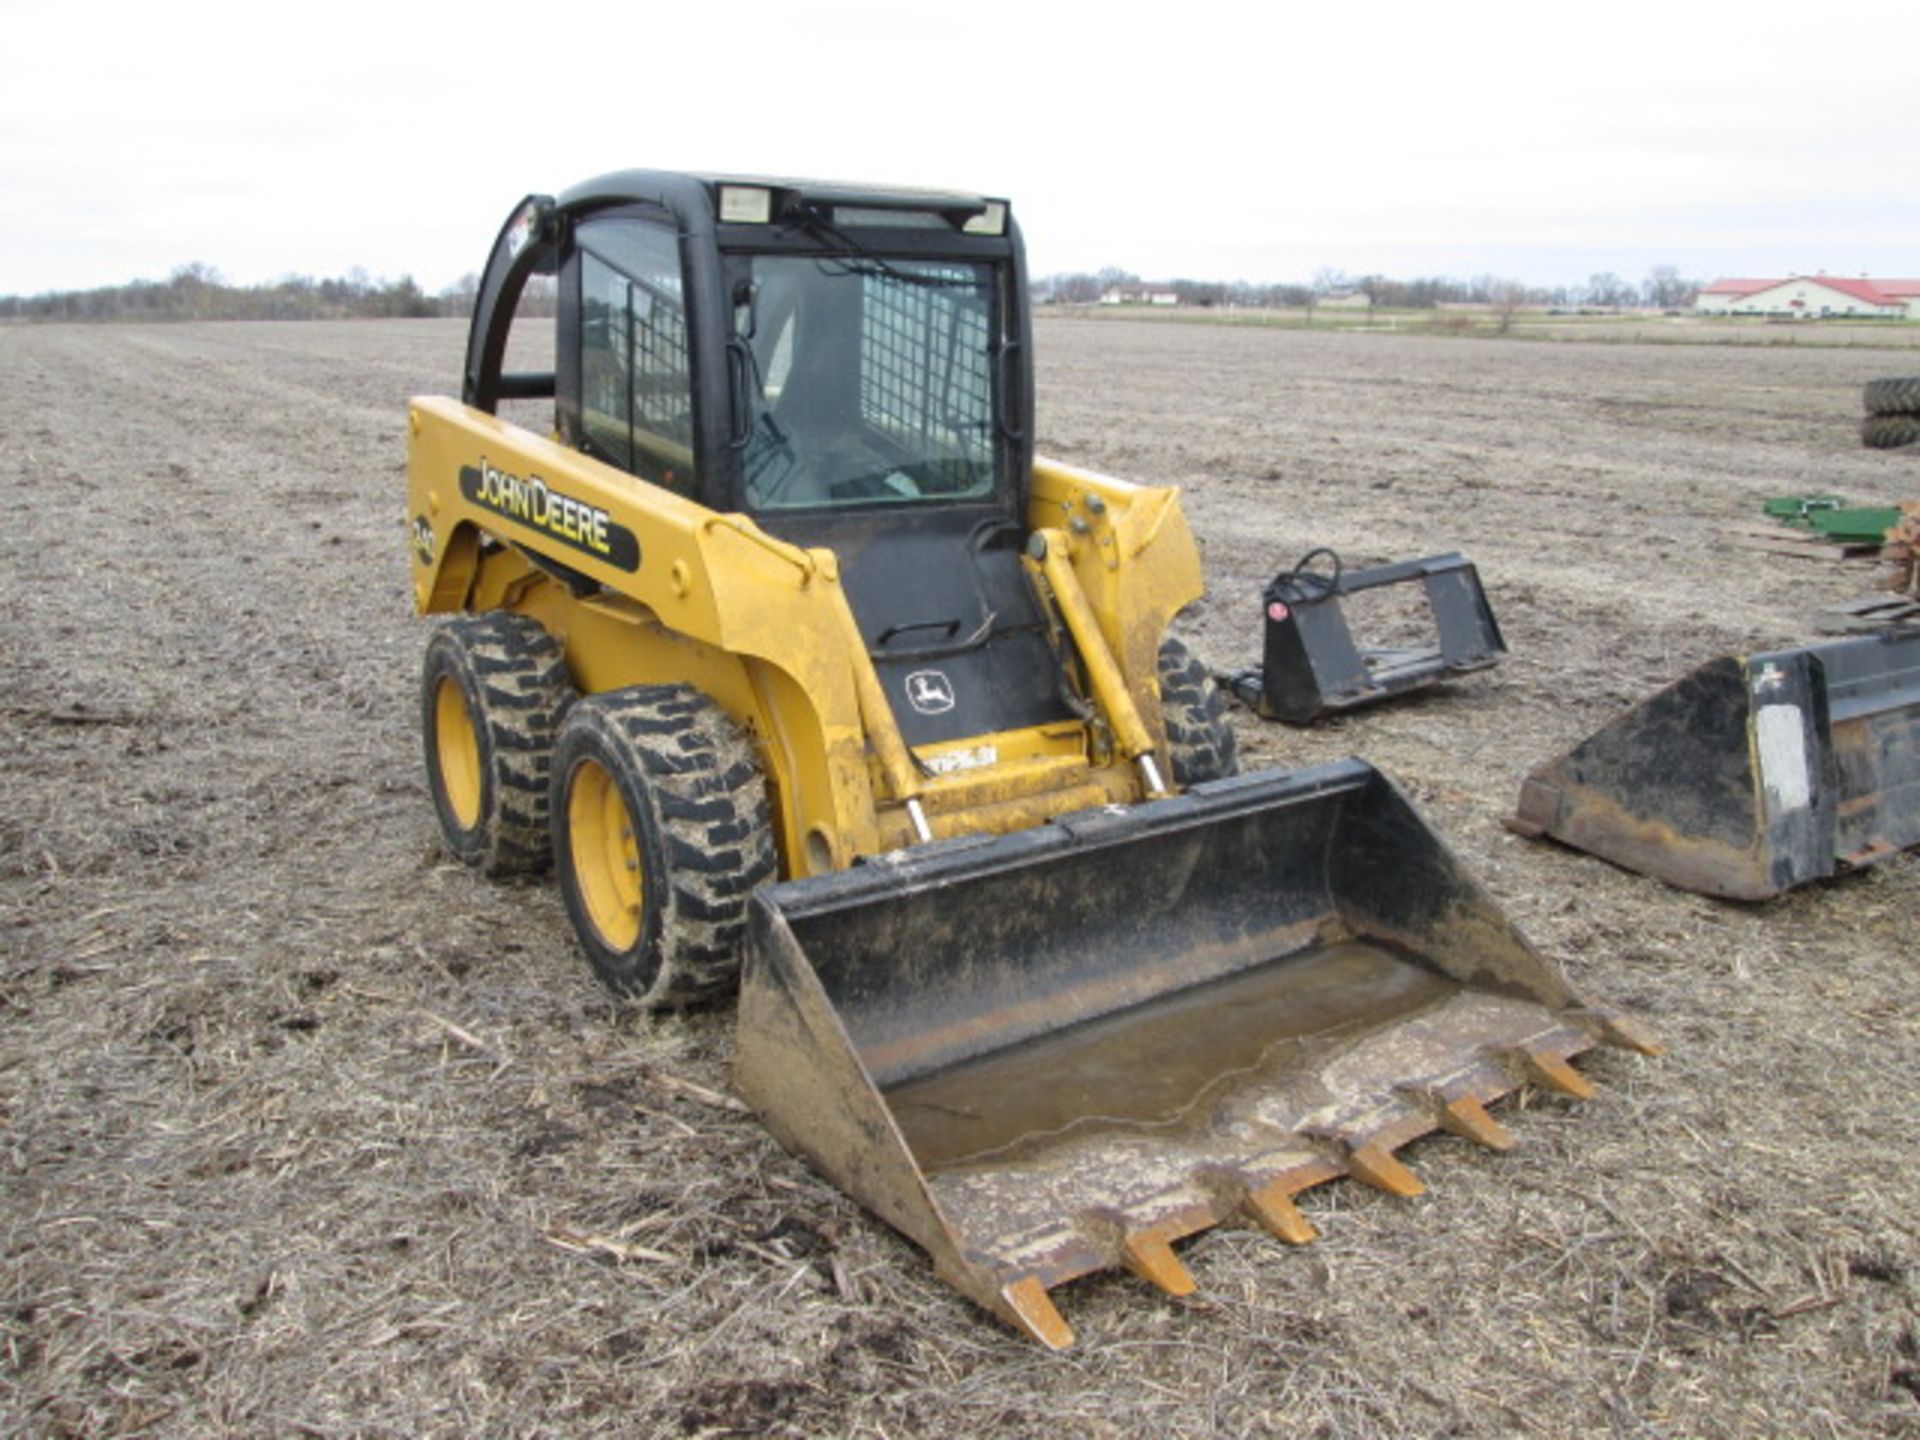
[1224,550,1506,724]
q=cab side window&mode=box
[576,219,694,494]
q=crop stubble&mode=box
[1,317,1915,1437]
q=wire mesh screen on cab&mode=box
[859,267,992,468]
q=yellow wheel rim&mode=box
[567,758,643,950]
[434,677,483,830]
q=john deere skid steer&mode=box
[406,171,1656,1346]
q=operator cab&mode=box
[466,173,1074,749]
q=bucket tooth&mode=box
[1244,1182,1319,1245]
[1121,1230,1198,1297]
[1000,1276,1075,1351]
[1345,1142,1425,1197]
[1577,1009,1665,1057]
[1511,1046,1597,1100]
[1434,1094,1516,1152]
[1394,1079,1516,1152]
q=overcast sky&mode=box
[3,0,1915,296]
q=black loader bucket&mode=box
[1510,631,1920,899]
[1224,550,1506,724]
[735,761,1657,1347]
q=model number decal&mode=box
[923,744,997,775]
[411,515,435,565]
[460,461,640,571]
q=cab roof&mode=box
[556,169,1008,232]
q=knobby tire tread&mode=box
[1863,376,1920,418]
[556,685,776,1009]
[424,612,575,877]
[1862,413,1920,450]
[1158,636,1239,787]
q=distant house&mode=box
[1100,284,1178,306]
[1318,291,1371,310]
[1695,276,1920,319]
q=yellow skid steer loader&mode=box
[406,172,1656,1346]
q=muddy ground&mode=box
[2,316,1917,1438]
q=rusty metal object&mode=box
[735,760,1657,1347]
[1510,632,1920,899]
[1884,502,1920,597]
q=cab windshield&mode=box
[736,255,998,510]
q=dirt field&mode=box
[3,316,1916,1438]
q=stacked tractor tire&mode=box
[1863,376,1920,449]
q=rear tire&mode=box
[1158,636,1239,787]
[422,613,575,876]
[1864,377,1920,417]
[1863,414,1920,450]
[550,685,776,1008]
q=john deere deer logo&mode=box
[904,670,956,716]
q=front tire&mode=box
[1158,635,1239,787]
[421,614,574,876]
[551,686,776,1008]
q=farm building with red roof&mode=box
[1696,275,1920,319]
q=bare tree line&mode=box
[1035,264,1702,314]
[0,265,558,323]
[4,255,1692,326]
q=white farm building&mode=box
[1695,275,1920,319]
[1099,284,1179,306]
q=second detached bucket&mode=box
[1511,631,1920,899]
